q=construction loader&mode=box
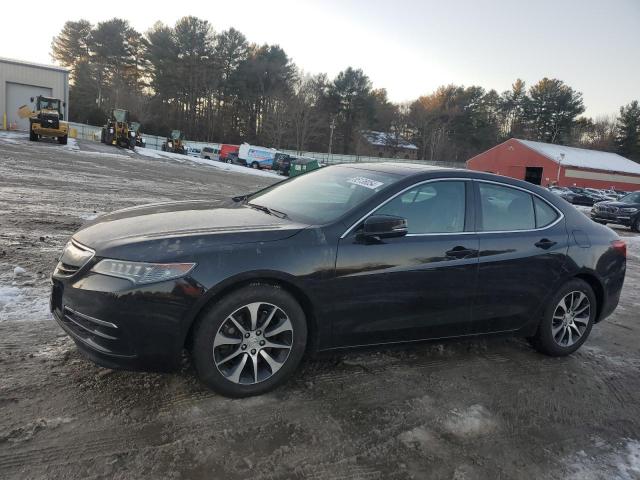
[100,109,136,149]
[18,96,69,144]
[161,130,186,154]
[130,122,146,148]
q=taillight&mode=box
[611,239,627,258]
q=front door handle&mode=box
[445,246,476,259]
[535,238,557,250]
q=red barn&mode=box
[467,138,640,192]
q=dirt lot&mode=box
[1,131,639,480]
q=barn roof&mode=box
[517,139,640,176]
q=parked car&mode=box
[591,190,640,231]
[51,165,626,397]
[186,147,201,157]
[584,188,616,201]
[201,146,220,160]
[549,186,596,206]
[224,151,247,166]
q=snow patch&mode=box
[13,266,27,277]
[566,439,640,480]
[79,212,100,221]
[0,284,51,322]
[64,137,80,151]
[398,425,436,450]
[443,404,497,438]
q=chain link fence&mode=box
[66,121,461,168]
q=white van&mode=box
[238,143,277,169]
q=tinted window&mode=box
[621,192,640,204]
[534,197,559,228]
[376,181,466,233]
[479,183,534,231]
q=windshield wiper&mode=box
[248,203,288,219]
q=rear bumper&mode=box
[51,273,201,372]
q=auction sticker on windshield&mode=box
[347,176,384,190]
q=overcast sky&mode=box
[4,0,639,117]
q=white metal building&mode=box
[0,57,69,131]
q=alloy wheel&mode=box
[551,291,591,347]
[213,302,294,384]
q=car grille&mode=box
[598,205,619,214]
[40,113,59,129]
[53,240,95,278]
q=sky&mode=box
[3,0,639,117]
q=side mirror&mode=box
[361,215,408,239]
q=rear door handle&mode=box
[535,239,557,250]
[445,246,476,259]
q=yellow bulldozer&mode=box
[100,109,137,149]
[161,130,186,154]
[18,96,69,144]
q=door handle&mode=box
[535,239,557,250]
[445,246,476,259]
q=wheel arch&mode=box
[573,272,605,322]
[183,272,320,354]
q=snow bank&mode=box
[135,148,281,179]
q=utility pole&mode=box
[327,118,336,165]
[556,153,565,184]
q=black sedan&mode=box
[51,164,627,397]
[550,186,599,206]
[591,191,640,232]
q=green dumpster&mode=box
[289,157,320,177]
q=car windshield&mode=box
[247,165,402,224]
[620,192,640,204]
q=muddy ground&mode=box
[1,131,639,480]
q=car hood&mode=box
[73,200,308,259]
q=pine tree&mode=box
[615,101,640,162]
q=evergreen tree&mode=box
[615,101,640,161]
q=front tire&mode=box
[632,216,640,233]
[251,161,260,169]
[530,278,596,356]
[29,128,38,141]
[58,135,67,145]
[192,284,307,397]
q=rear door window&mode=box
[478,183,535,231]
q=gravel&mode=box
[1,131,640,479]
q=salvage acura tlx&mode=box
[51,163,626,397]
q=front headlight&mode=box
[91,259,196,285]
[620,207,638,214]
[167,142,173,148]
[109,128,114,134]
[130,131,136,137]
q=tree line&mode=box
[51,17,640,163]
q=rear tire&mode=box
[251,161,260,169]
[529,278,596,356]
[632,217,640,233]
[192,284,307,397]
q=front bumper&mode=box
[51,270,202,372]
[590,211,633,226]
